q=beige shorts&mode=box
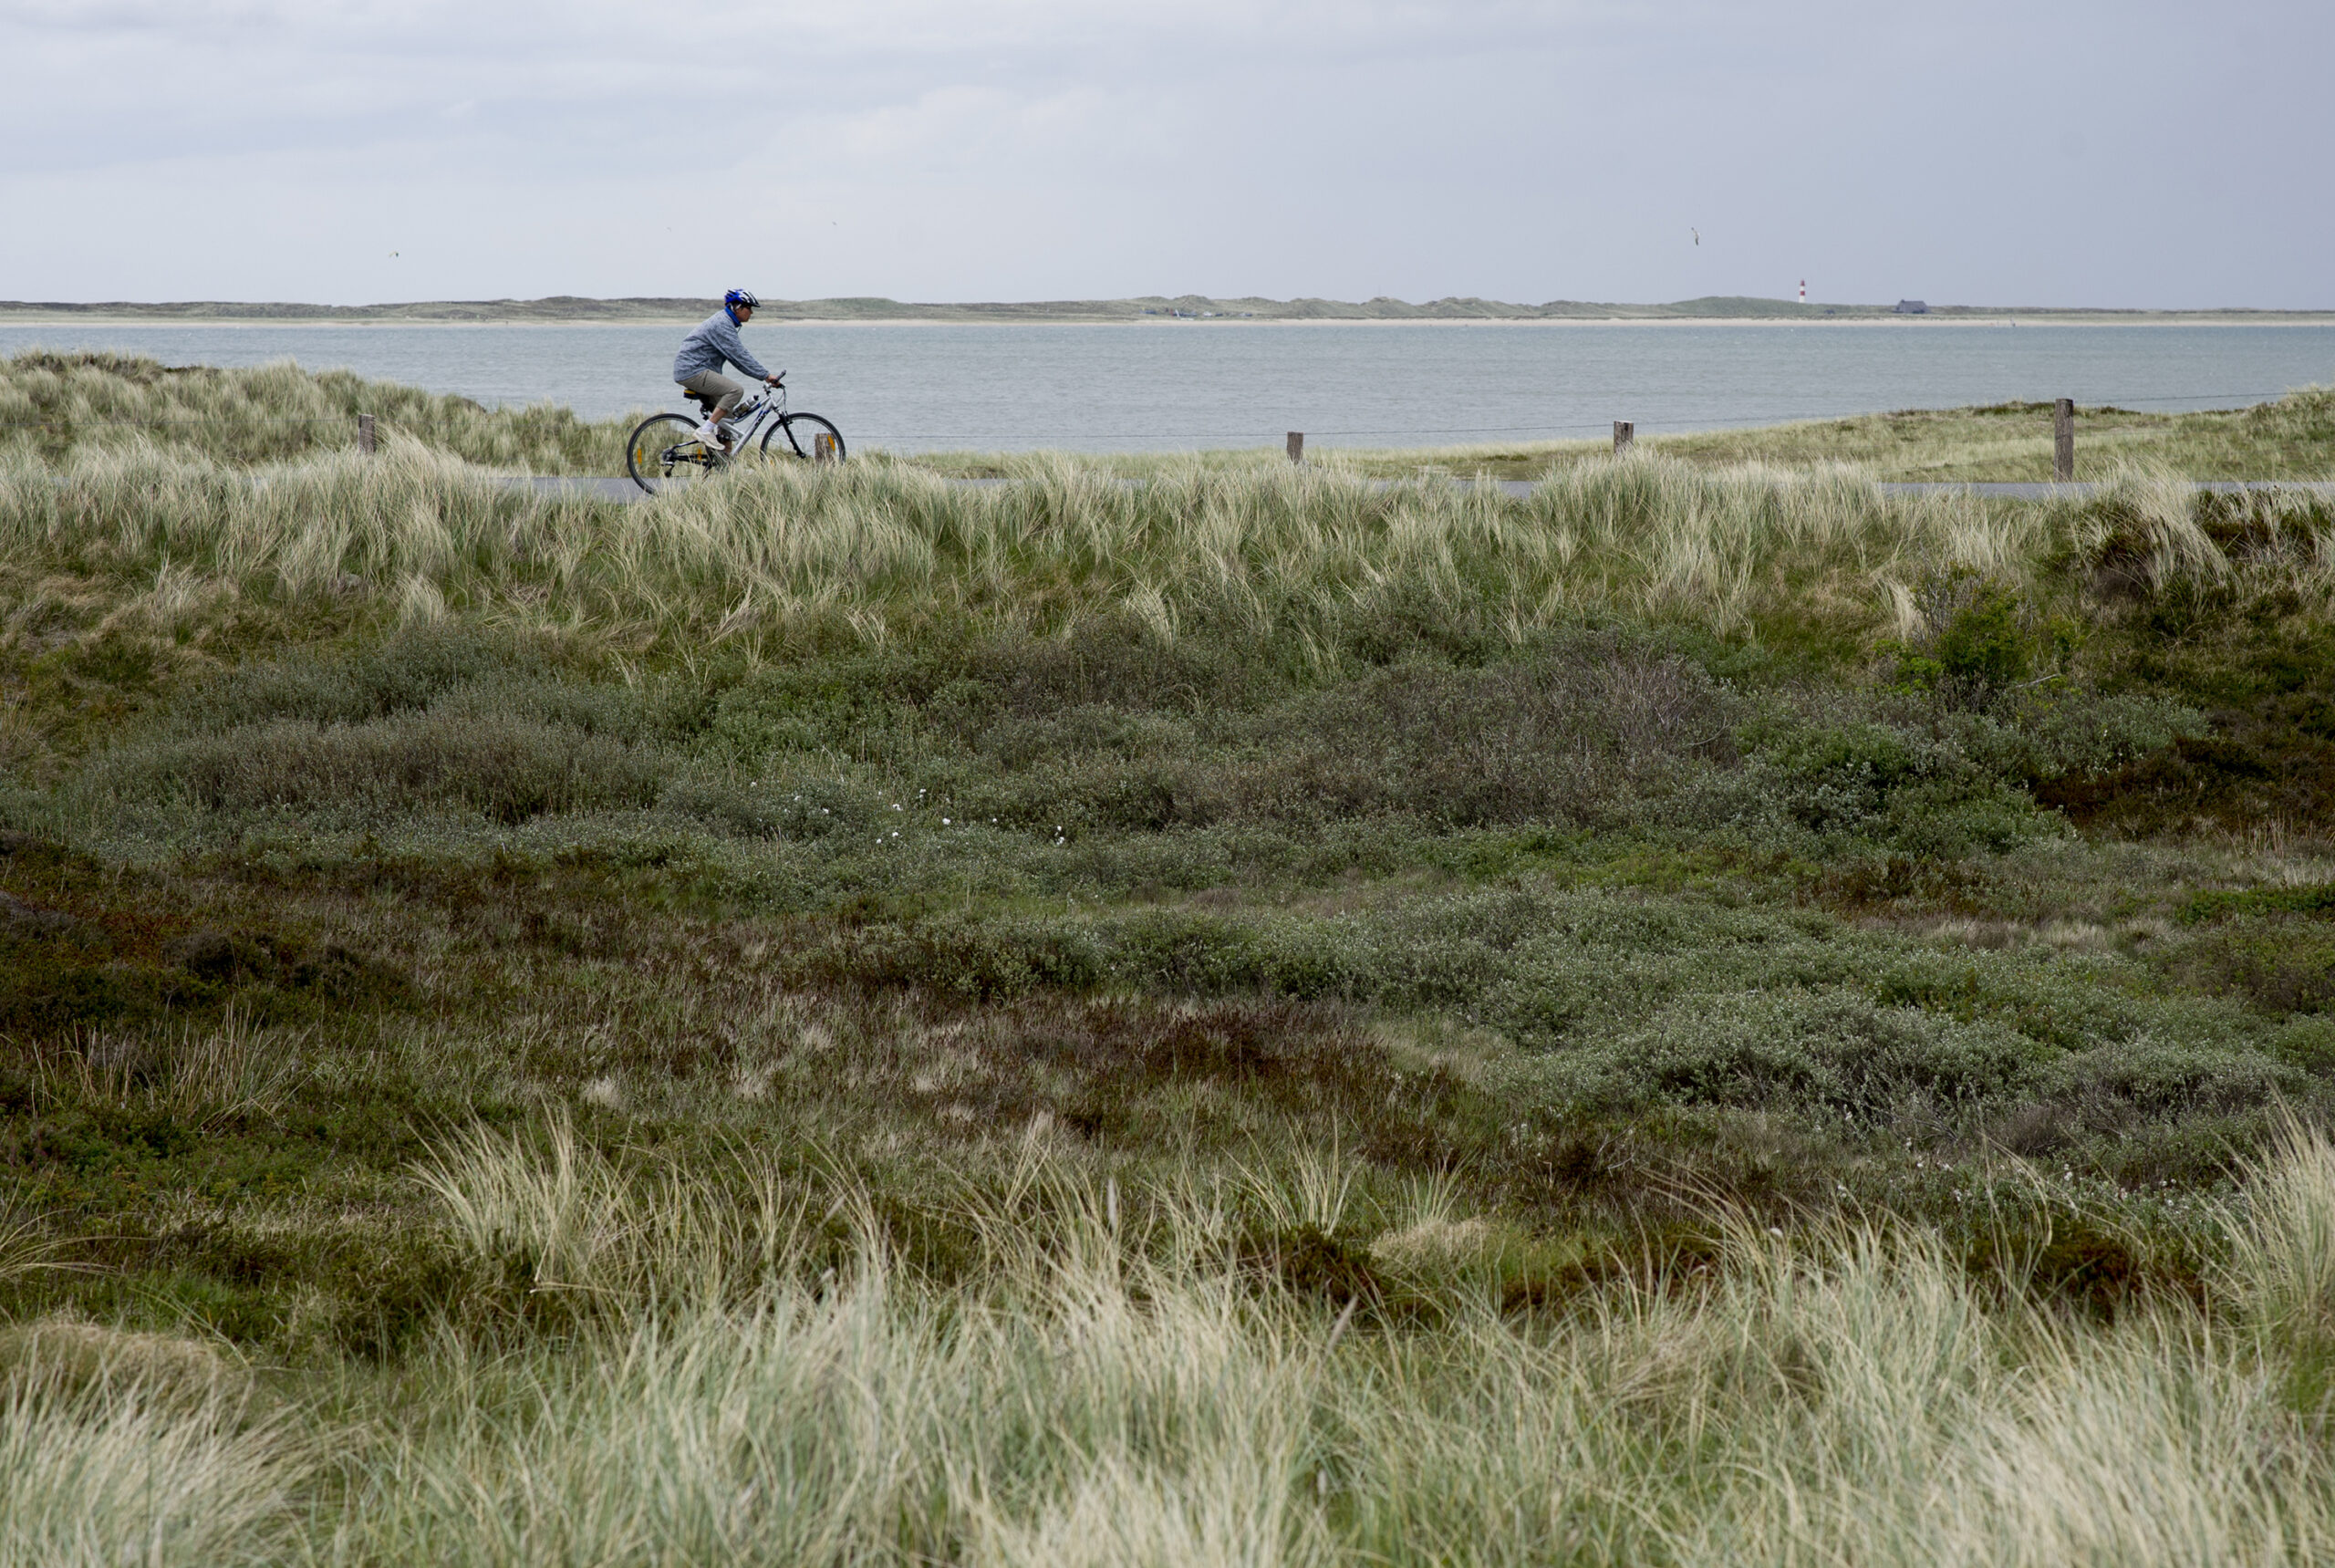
[678,370,743,418]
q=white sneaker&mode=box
[696,418,727,451]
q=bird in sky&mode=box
[1691,229,1700,246]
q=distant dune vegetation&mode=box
[5,293,2333,325]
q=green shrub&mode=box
[1880,566,2073,707]
[656,775,873,841]
[87,714,666,825]
[2037,1038,2298,1121]
[1934,585,2034,691]
[172,626,694,743]
[1561,987,2050,1115]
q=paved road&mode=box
[547,474,2335,504]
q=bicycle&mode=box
[625,376,846,494]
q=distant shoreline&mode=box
[3,293,2332,329]
[8,315,2335,332]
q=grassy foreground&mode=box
[4,357,2335,1561]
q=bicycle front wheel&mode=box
[627,413,724,494]
[762,414,846,464]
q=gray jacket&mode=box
[672,309,772,383]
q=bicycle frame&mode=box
[732,385,789,441]
[700,379,787,448]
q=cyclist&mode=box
[673,289,783,451]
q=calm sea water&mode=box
[4,320,2330,454]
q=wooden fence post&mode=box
[2052,399,2074,483]
[1614,421,1634,454]
[1286,431,1304,464]
[358,413,376,455]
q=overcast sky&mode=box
[3,0,2328,308]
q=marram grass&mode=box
[16,437,2318,668]
[11,1120,2335,1566]
[0,349,623,472]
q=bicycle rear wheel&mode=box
[761,414,846,463]
[627,413,724,494]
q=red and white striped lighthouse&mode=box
[1800,279,1807,303]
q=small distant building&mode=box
[1894,299,1929,315]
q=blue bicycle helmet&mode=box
[723,288,759,313]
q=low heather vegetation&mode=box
[3,357,2335,1562]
